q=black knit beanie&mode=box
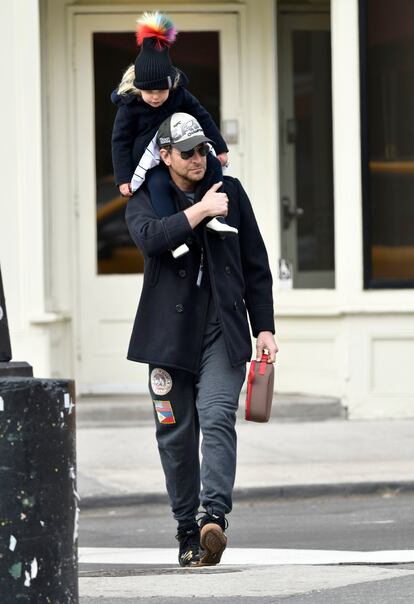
[133,37,176,90]
[133,12,179,90]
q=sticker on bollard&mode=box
[0,378,79,603]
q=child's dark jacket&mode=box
[111,84,228,185]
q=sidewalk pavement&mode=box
[76,394,414,507]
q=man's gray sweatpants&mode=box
[148,330,246,526]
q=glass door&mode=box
[278,12,335,288]
[94,30,223,276]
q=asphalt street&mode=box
[79,492,414,603]
[80,491,414,551]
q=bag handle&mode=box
[259,353,269,375]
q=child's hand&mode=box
[119,183,132,197]
[217,152,229,168]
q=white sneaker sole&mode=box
[172,243,190,258]
[206,217,238,235]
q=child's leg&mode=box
[206,153,238,236]
[146,164,189,258]
[146,164,176,217]
[207,153,225,192]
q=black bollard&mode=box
[0,378,79,602]
[0,266,78,601]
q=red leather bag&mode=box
[245,353,274,422]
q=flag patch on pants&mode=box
[153,400,176,424]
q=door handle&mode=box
[282,196,304,230]
[286,118,297,144]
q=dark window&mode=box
[93,31,220,275]
[360,0,414,287]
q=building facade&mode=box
[1,0,413,417]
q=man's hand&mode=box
[184,182,228,229]
[256,331,278,363]
[119,183,132,197]
[199,182,228,217]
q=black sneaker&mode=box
[198,512,228,566]
[176,522,200,567]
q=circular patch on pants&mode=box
[150,368,173,396]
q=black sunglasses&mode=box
[178,143,209,160]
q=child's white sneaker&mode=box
[206,217,238,236]
[172,243,190,258]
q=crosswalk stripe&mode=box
[79,547,414,566]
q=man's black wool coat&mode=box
[125,168,275,374]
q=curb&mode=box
[77,393,347,425]
[79,480,414,510]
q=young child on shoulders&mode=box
[111,11,237,256]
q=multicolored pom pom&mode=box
[136,11,177,49]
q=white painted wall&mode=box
[0,0,56,376]
[242,0,279,272]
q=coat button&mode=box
[175,304,184,313]
[233,301,238,311]
[219,235,226,241]
[225,265,231,275]
[178,269,187,278]
[186,237,193,245]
